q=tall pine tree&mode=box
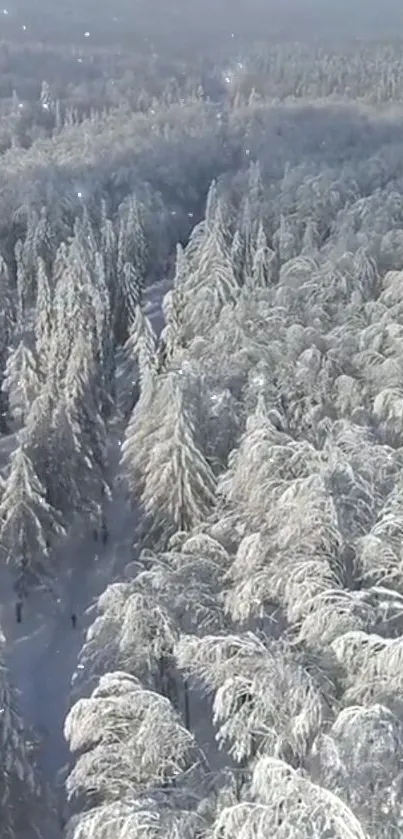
[0,446,64,597]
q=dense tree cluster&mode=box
[67,119,403,838]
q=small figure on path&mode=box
[101,518,108,546]
[71,613,77,628]
[15,600,23,624]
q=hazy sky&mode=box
[3,0,403,49]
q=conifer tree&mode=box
[50,239,98,391]
[238,197,257,276]
[2,339,39,427]
[0,256,15,431]
[14,240,26,331]
[247,160,264,215]
[122,261,144,327]
[100,200,116,290]
[158,286,184,367]
[47,397,83,524]
[20,381,55,491]
[34,256,53,382]
[157,245,187,363]
[0,256,15,351]
[115,195,147,342]
[64,330,109,527]
[301,218,320,255]
[183,200,238,339]
[39,79,52,110]
[74,207,98,268]
[249,222,275,289]
[0,446,64,597]
[124,303,157,388]
[19,214,39,302]
[231,229,245,285]
[183,179,217,268]
[36,205,55,260]
[272,214,296,264]
[204,179,218,229]
[117,195,147,278]
[20,209,56,297]
[121,365,159,502]
[141,373,216,538]
[88,251,115,415]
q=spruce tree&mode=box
[249,222,274,289]
[0,256,15,432]
[141,373,216,537]
[115,195,147,343]
[0,446,64,597]
[34,256,53,382]
[124,304,157,387]
[14,241,26,331]
[64,330,109,527]
[121,261,144,327]
[50,239,97,390]
[20,381,55,496]
[2,339,39,428]
[182,200,238,339]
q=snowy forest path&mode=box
[0,279,168,833]
[0,422,134,827]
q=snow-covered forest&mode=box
[4,1,403,837]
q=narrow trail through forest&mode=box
[0,424,133,830]
[0,280,169,807]
[0,281,167,834]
